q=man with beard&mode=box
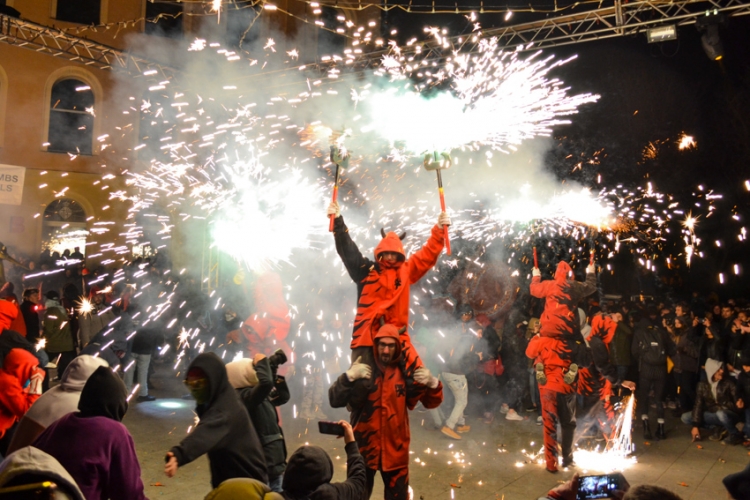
[330,324,443,499]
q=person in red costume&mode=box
[240,272,291,374]
[577,311,636,441]
[0,348,44,455]
[527,259,596,473]
[329,323,443,500]
[327,200,449,403]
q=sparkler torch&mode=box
[423,152,452,255]
[328,145,349,232]
[533,247,538,268]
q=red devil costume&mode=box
[577,313,620,438]
[329,324,443,499]
[241,272,291,373]
[527,260,596,472]
[331,215,444,390]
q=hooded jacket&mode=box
[7,355,109,454]
[333,216,444,350]
[530,261,597,338]
[42,299,74,353]
[280,441,367,500]
[691,360,739,427]
[32,366,146,500]
[0,446,85,500]
[329,324,443,471]
[205,478,276,500]
[227,356,290,480]
[0,348,40,438]
[170,352,269,488]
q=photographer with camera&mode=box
[226,349,290,492]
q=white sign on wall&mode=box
[0,164,26,206]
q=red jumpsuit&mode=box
[527,261,596,471]
[329,325,443,499]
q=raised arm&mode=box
[241,356,275,408]
[407,223,445,284]
[333,216,375,284]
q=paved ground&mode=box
[125,363,750,499]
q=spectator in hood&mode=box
[734,353,750,445]
[205,478,273,500]
[165,352,269,488]
[0,349,43,457]
[226,351,290,492]
[0,446,85,500]
[279,420,367,500]
[32,366,147,500]
[78,293,115,348]
[42,291,75,378]
[7,355,108,454]
[681,359,744,446]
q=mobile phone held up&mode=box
[577,473,625,500]
[318,421,345,437]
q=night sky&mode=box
[378,5,750,297]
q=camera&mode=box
[268,349,288,372]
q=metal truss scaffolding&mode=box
[468,0,750,52]
[0,14,174,78]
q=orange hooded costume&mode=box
[526,261,596,472]
[0,348,41,438]
[332,216,444,376]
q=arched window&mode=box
[48,79,95,155]
[42,199,89,257]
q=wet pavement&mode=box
[124,362,749,499]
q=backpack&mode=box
[640,326,666,366]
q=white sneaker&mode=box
[45,362,58,369]
[537,416,543,425]
[505,409,524,421]
[500,404,510,414]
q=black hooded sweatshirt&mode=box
[281,442,367,500]
[79,366,129,421]
[170,352,268,488]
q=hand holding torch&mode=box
[423,152,452,255]
[329,145,350,232]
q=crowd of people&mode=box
[0,200,749,500]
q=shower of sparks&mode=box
[573,396,637,472]
[77,297,93,317]
[678,133,696,150]
[364,38,600,154]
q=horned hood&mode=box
[374,232,406,262]
[554,261,572,282]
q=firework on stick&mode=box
[423,152,452,255]
[328,146,349,232]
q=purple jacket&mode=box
[32,412,147,500]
